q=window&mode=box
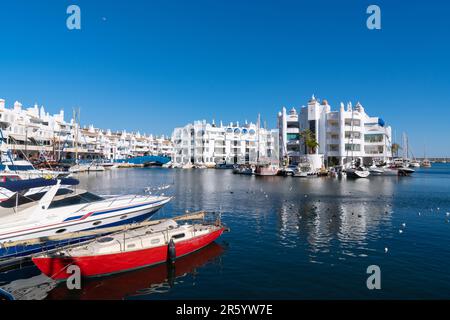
[345,144,361,151]
[286,133,300,141]
[345,132,361,139]
[172,233,185,239]
[364,134,383,143]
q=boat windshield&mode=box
[4,165,35,171]
[0,188,74,208]
[48,192,104,209]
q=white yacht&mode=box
[0,179,172,260]
[1,160,69,179]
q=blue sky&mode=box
[0,0,449,156]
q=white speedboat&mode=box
[346,167,370,178]
[293,162,315,177]
[0,180,172,260]
[369,165,399,176]
[409,160,420,168]
[69,163,90,173]
[87,164,105,172]
[1,160,69,179]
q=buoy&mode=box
[167,238,176,264]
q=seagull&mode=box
[399,229,403,234]
[401,223,406,228]
[384,247,388,253]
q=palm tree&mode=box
[301,129,320,154]
[391,143,401,158]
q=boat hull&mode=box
[0,202,169,260]
[32,228,224,280]
[346,169,370,178]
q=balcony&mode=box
[326,139,340,145]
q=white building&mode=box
[172,119,278,165]
[0,98,172,161]
[278,95,392,168]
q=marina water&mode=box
[1,165,450,299]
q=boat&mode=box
[1,160,69,179]
[409,160,421,168]
[1,242,224,300]
[181,163,194,169]
[215,162,234,169]
[87,163,105,172]
[345,166,370,178]
[255,163,279,176]
[0,180,172,260]
[232,164,255,175]
[32,215,227,280]
[389,159,415,176]
[292,161,315,177]
[421,159,432,168]
[69,163,90,173]
[369,164,401,176]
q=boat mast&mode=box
[256,113,260,164]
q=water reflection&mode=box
[276,177,396,261]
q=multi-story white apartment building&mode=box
[172,120,278,165]
[278,95,392,168]
[0,98,172,161]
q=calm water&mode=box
[1,165,450,299]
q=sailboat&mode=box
[254,114,279,176]
[421,145,432,168]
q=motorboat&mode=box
[69,163,90,173]
[215,162,234,169]
[345,166,370,178]
[232,164,255,175]
[255,163,279,176]
[0,180,172,260]
[292,162,315,177]
[32,215,227,280]
[421,159,432,168]
[388,161,415,176]
[369,165,399,176]
[409,160,421,168]
[1,160,69,179]
[87,164,105,172]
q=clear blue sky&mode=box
[0,0,449,156]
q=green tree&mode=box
[301,129,320,154]
[391,143,401,157]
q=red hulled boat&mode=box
[32,219,226,280]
